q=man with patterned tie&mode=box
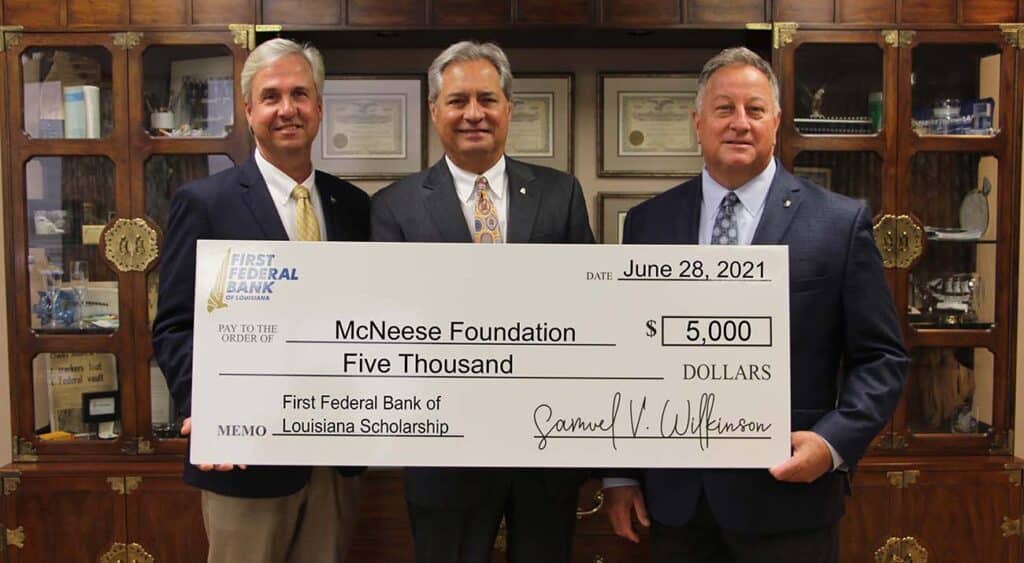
[371,41,594,563]
[602,47,908,563]
[152,38,369,563]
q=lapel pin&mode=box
[783,199,791,208]
[329,196,337,205]
[520,187,527,195]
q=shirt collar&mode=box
[446,155,506,203]
[701,158,776,216]
[255,149,316,207]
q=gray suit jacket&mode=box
[371,156,594,508]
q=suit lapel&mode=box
[675,177,702,244]
[315,171,343,241]
[423,159,473,242]
[505,157,539,243]
[752,165,803,245]
[239,158,289,240]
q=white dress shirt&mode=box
[255,149,327,241]
[446,155,508,241]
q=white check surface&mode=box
[190,241,790,468]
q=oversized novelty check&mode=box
[190,242,791,468]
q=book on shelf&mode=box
[63,85,100,139]
[38,81,65,138]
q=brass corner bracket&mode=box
[5,526,24,549]
[229,24,283,50]
[1002,516,1021,537]
[773,22,798,50]
[0,26,24,53]
[882,30,899,47]
[13,437,37,462]
[999,24,1024,49]
[112,32,144,51]
[125,476,142,494]
[107,477,126,495]
[2,477,20,496]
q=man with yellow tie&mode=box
[152,38,368,563]
[371,41,594,563]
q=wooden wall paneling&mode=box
[262,0,343,25]
[4,0,64,27]
[348,0,426,26]
[127,476,208,561]
[599,0,679,25]
[774,0,833,22]
[902,469,1021,562]
[193,0,255,25]
[433,0,510,26]
[960,0,1017,23]
[130,0,188,25]
[8,475,126,562]
[838,470,894,562]
[67,0,127,26]
[686,0,765,23]
[514,0,590,24]
[900,0,957,23]
[837,0,895,24]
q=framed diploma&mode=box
[508,74,574,173]
[313,75,427,179]
[598,73,702,177]
[598,192,660,243]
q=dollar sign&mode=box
[646,320,657,337]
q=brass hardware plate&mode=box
[103,218,159,272]
[894,215,924,269]
[0,26,24,52]
[904,470,920,486]
[3,477,20,496]
[5,526,24,549]
[999,24,1024,48]
[899,31,916,47]
[576,490,605,519]
[745,22,772,31]
[107,476,126,495]
[256,24,283,32]
[887,471,904,488]
[112,32,143,50]
[873,215,896,268]
[773,22,798,49]
[14,437,37,462]
[125,476,142,494]
[882,30,899,48]
[1003,517,1022,537]
[875,536,928,562]
[138,438,154,455]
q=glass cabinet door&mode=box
[126,32,250,453]
[895,30,1015,453]
[5,34,133,454]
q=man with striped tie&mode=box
[371,41,594,563]
[153,38,368,563]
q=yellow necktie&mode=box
[472,176,502,243]
[291,184,321,242]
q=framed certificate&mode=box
[508,74,574,173]
[598,191,660,244]
[313,75,427,179]
[598,73,702,177]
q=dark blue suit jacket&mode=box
[152,158,370,498]
[371,156,594,508]
[623,165,908,534]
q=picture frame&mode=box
[598,192,661,243]
[508,73,574,173]
[793,166,832,190]
[313,75,427,180]
[598,73,702,177]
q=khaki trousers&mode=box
[201,468,363,563]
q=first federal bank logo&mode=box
[207,248,300,313]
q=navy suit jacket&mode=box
[623,165,908,534]
[152,158,370,498]
[371,156,594,508]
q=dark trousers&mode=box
[651,493,839,563]
[407,474,579,563]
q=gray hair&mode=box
[241,38,325,104]
[695,47,780,114]
[428,41,513,104]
